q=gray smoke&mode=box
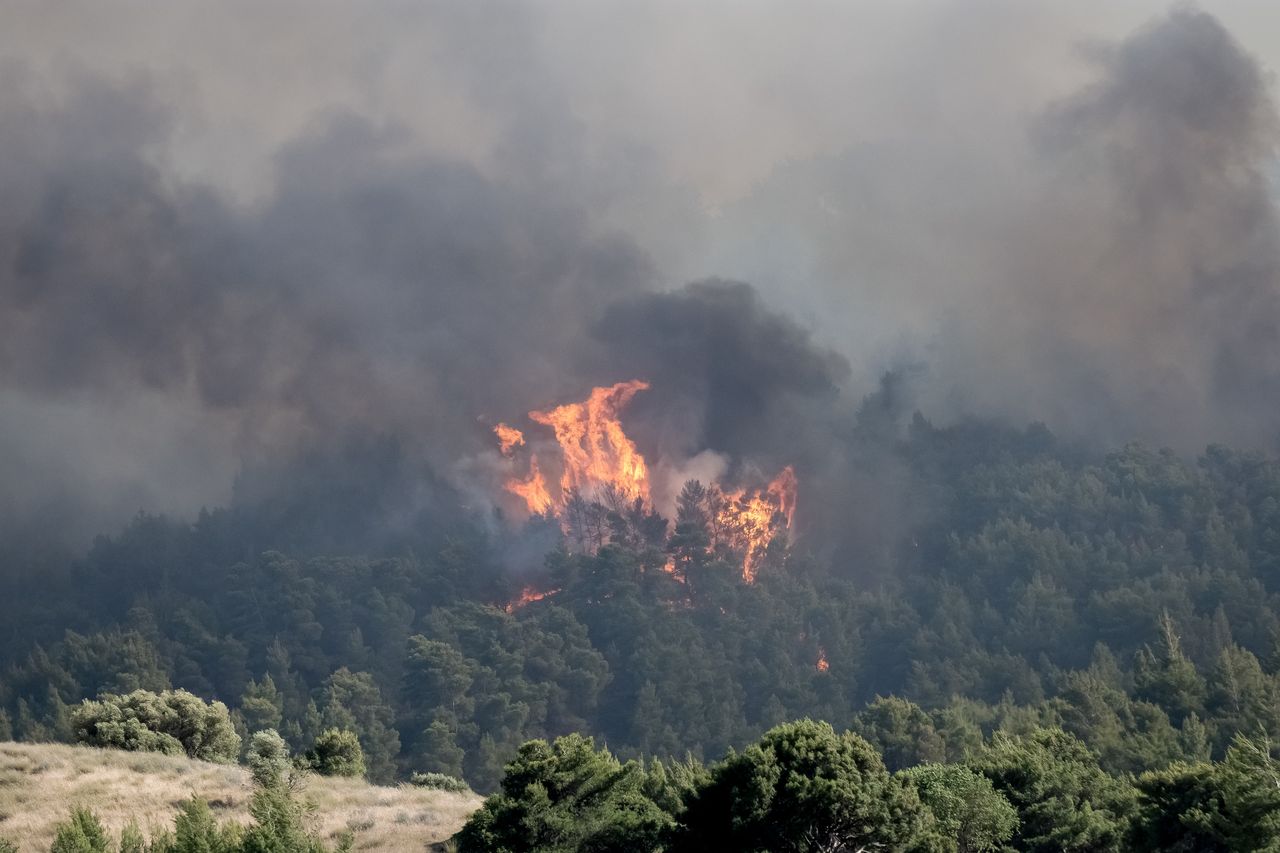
[708,8,1280,451]
[2,3,1280,547]
[0,70,652,543]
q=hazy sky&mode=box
[5,2,1280,541]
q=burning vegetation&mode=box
[493,380,797,587]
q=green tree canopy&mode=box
[71,689,240,763]
[672,719,939,853]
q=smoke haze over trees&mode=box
[11,7,1280,847]
[3,4,1280,547]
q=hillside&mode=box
[0,742,480,852]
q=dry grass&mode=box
[0,741,481,852]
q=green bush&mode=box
[408,771,469,792]
[247,730,293,790]
[72,689,240,763]
[50,807,110,853]
[118,822,146,853]
[901,763,1018,853]
[307,728,366,778]
[171,797,242,853]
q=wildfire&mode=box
[495,381,797,584]
[816,646,830,672]
[504,586,561,613]
[506,452,553,515]
[717,466,798,584]
[494,423,526,456]
[528,379,651,506]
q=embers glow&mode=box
[816,646,830,672]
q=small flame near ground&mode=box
[495,380,796,594]
[503,586,561,614]
[816,646,830,673]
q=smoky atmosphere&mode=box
[5,4,1280,852]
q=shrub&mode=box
[72,689,241,763]
[171,797,243,853]
[308,729,366,778]
[247,730,293,790]
[901,763,1018,853]
[118,822,146,853]
[50,807,110,853]
[408,771,470,793]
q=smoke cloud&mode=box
[2,3,1280,548]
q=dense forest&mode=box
[17,719,1280,852]
[3,404,1280,804]
[10,2,1280,850]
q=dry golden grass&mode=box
[0,741,481,852]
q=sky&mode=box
[4,2,1280,543]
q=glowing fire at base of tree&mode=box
[493,381,797,584]
[503,586,561,613]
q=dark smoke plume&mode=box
[3,5,1280,554]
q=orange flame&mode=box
[716,466,797,584]
[504,585,561,613]
[528,380,651,506]
[816,646,830,672]
[494,423,525,456]
[494,381,797,584]
[506,452,553,514]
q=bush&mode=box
[118,822,146,853]
[171,797,243,853]
[672,720,940,853]
[72,689,241,763]
[50,807,110,853]
[308,728,366,778]
[408,771,469,792]
[901,763,1018,853]
[247,730,293,790]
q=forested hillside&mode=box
[3,409,1279,795]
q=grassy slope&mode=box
[0,741,481,852]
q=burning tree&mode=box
[493,380,796,585]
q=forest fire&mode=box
[504,586,561,613]
[494,423,526,456]
[495,381,797,583]
[717,467,798,584]
[816,647,830,672]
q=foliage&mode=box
[169,797,243,853]
[456,733,674,853]
[7,411,1280,806]
[118,823,146,853]
[306,728,365,778]
[246,730,293,790]
[900,763,1018,853]
[970,728,1136,853]
[409,771,470,792]
[854,696,947,771]
[50,807,110,853]
[671,720,939,852]
[71,690,240,763]
[1130,762,1231,852]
